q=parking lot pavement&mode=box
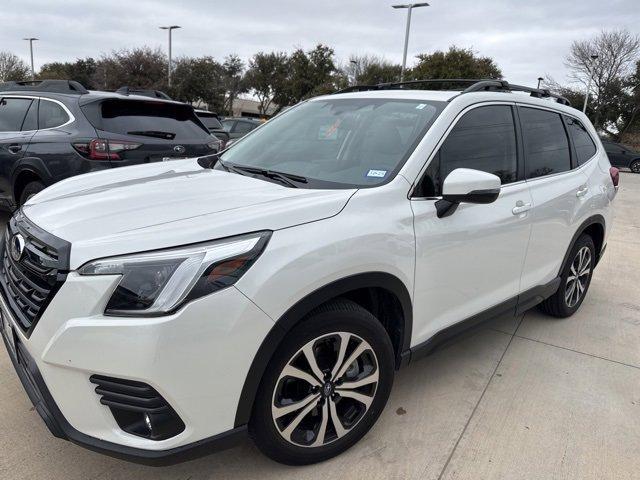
[0,172,638,480]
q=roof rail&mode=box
[0,79,89,94]
[115,86,172,100]
[334,78,571,106]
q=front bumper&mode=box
[1,275,274,464]
[1,325,246,465]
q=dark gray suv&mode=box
[0,80,219,208]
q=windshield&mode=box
[218,98,445,188]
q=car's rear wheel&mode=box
[630,159,640,174]
[249,299,394,465]
[539,233,595,318]
[19,180,45,206]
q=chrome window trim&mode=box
[0,95,75,133]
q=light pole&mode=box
[159,25,181,87]
[537,77,543,89]
[350,59,358,86]
[392,3,429,82]
[582,54,599,114]
[23,37,38,80]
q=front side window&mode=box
[219,98,445,188]
[417,105,517,197]
[521,107,571,179]
[39,100,69,129]
[0,98,32,132]
[565,117,596,165]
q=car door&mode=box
[517,105,588,292]
[410,103,533,343]
[0,96,37,203]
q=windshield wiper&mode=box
[127,130,176,140]
[223,163,308,188]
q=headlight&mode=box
[79,231,271,316]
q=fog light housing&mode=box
[90,375,185,441]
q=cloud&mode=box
[2,0,638,86]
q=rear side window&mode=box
[21,99,38,131]
[0,98,32,132]
[83,100,210,140]
[520,107,571,179]
[234,121,255,134]
[566,117,596,165]
[39,100,70,129]
[419,105,517,196]
[197,113,223,130]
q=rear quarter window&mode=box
[39,99,70,129]
[82,99,210,140]
[565,116,596,165]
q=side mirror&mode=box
[435,168,501,218]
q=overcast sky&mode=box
[2,0,639,86]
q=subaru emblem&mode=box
[9,233,25,262]
[173,145,186,154]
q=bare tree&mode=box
[565,29,640,128]
[0,51,30,82]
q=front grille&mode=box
[90,375,185,440]
[0,212,69,335]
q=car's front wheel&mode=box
[249,299,394,465]
[630,159,640,174]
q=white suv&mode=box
[0,80,617,465]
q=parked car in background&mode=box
[602,141,640,173]
[195,109,230,149]
[222,117,262,145]
[0,80,219,208]
[0,79,616,466]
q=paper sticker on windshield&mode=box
[366,169,387,178]
[416,103,427,109]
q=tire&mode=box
[630,159,640,174]
[539,233,595,318]
[18,180,45,206]
[249,299,395,465]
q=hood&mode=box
[23,159,355,269]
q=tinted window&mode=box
[197,113,223,130]
[0,98,32,132]
[565,117,596,165]
[234,121,255,134]
[83,100,210,140]
[220,98,445,188]
[603,142,618,153]
[21,99,38,131]
[521,107,571,179]
[222,120,234,132]
[39,100,69,129]
[419,105,517,196]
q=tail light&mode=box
[72,139,142,160]
[609,167,619,187]
[207,139,222,152]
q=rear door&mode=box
[81,99,217,167]
[518,105,588,291]
[0,97,37,202]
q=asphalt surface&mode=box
[1,171,638,480]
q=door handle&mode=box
[8,144,22,154]
[576,185,589,197]
[512,201,532,215]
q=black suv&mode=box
[602,141,640,173]
[0,80,219,208]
